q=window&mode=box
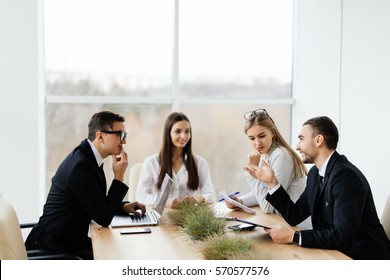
[179,0,293,99]
[45,0,293,196]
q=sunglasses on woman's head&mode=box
[243,109,269,120]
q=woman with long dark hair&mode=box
[136,112,216,208]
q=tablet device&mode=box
[225,216,270,229]
[228,223,256,231]
[218,190,256,214]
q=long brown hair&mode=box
[244,112,307,179]
[157,112,199,191]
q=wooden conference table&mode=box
[90,203,350,260]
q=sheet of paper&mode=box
[218,190,256,214]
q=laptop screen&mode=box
[153,173,174,215]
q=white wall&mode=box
[1,0,389,222]
[292,0,342,136]
[0,0,42,223]
[293,0,390,215]
[340,0,390,215]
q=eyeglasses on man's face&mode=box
[101,130,127,141]
[243,109,269,120]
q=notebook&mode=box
[111,173,174,227]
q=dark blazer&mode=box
[25,139,128,258]
[267,151,390,259]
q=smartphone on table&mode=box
[120,228,152,234]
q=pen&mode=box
[218,191,240,202]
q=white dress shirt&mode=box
[135,153,216,205]
[87,139,103,167]
[319,151,334,178]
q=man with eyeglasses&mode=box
[25,111,146,259]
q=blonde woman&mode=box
[227,109,311,229]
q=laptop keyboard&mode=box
[130,211,154,224]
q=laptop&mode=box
[111,173,174,227]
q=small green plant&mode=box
[167,201,226,241]
[183,206,226,241]
[201,234,256,260]
[167,201,264,259]
[167,201,209,227]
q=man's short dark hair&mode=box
[88,111,125,141]
[303,116,339,150]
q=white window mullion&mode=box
[171,0,180,111]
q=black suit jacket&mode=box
[267,151,390,259]
[25,139,128,257]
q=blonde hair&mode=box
[244,114,307,179]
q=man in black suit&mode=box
[25,111,146,259]
[245,116,390,259]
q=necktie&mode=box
[99,163,107,191]
[315,175,324,205]
[319,175,324,191]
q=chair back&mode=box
[0,197,28,260]
[127,162,143,202]
[381,194,390,240]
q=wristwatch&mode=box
[292,231,301,245]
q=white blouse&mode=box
[239,146,312,229]
[135,153,216,205]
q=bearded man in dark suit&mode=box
[245,116,390,260]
